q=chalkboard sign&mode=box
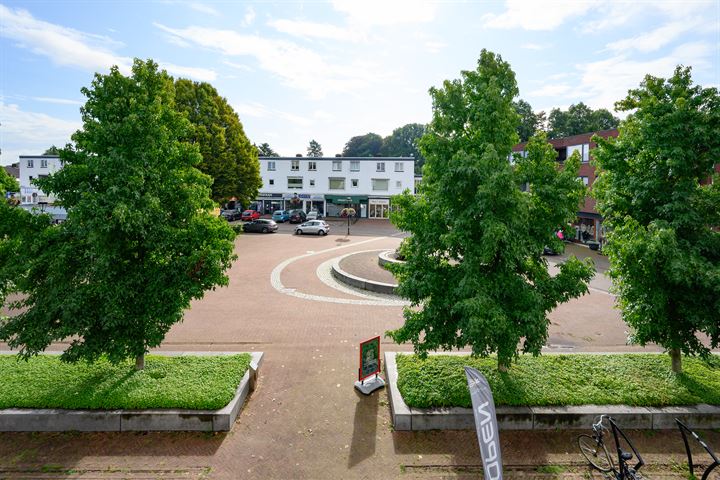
[359,336,381,381]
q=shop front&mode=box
[368,198,390,219]
[282,193,326,214]
[257,193,283,214]
[324,195,368,218]
[571,213,604,245]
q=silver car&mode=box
[294,220,330,236]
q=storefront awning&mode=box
[325,195,368,204]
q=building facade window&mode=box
[267,161,276,171]
[269,179,275,185]
[288,177,303,189]
[41,159,48,168]
[329,177,345,190]
[27,159,34,168]
[376,162,385,172]
[351,179,359,188]
[291,160,299,171]
[372,178,389,191]
[309,179,315,187]
[394,162,403,172]
[350,161,360,171]
[396,181,402,188]
[577,176,589,186]
[332,160,342,171]
[308,161,317,171]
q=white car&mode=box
[295,220,330,236]
[306,210,323,220]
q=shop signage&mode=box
[465,367,503,480]
[369,198,390,205]
[354,336,385,395]
[258,192,282,198]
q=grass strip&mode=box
[395,353,720,409]
[0,353,251,410]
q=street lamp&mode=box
[342,197,355,236]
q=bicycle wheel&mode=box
[577,434,614,472]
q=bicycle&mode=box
[578,415,645,479]
[577,414,614,472]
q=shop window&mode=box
[350,161,360,171]
[291,160,299,171]
[329,177,345,190]
[372,179,388,191]
[287,177,303,189]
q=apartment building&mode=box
[256,156,415,218]
[18,154,62,205]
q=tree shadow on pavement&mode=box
[347,388,379,468]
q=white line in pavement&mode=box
[270,237,407,306]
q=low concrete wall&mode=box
[385,352,720,431]
[377,250,404,269]
[0,351,263,432]
[331,257,398,295]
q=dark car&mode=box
[288,209,307,224]
[243,219,278,233]
[220,207,243,221]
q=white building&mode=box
[18,155,62,205]
[256,156,415,218]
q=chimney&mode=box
[295,153,302,157]
[335,154,341,157]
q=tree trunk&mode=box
[670,348,682,374]
[135,353,145,371]
[498,360,509,373]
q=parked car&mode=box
[294,220,330,236]
[243,219,278,234]
[272,210,290,223]
[306,210,323,220]
[220,207,243,221]
[241,210,261,222]
[288,210,307,224]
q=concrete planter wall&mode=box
[0,351,263,432]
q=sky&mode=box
[1,0,719,166]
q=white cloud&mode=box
[482,0,597,31]
[223,60,254,72]
[243,6,256,27]
[155,23,382,98]
[521,43,551,51]
[530,83,573,97]
[31,97,83,106]
[606,19,705,53]
[233,101,312,127]
[188,3,219,16]
[0,102,80,164]
[332,0,436,26]
[425,41,447,54]
[160,62,217,82]
[267,19,365,43]
[0,4,131,73]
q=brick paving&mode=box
[0,220,716,479]
[339,249,397,285]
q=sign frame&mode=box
[358,336,381,382]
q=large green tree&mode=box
[342,133,383,157]
[592,66,720,373]
[307,139,323,157]
[0,59,236,370]
[514,99,546,142]
[0,167,19,194]
[547,102,619,138]
[381,123,427,173]
[174,79,261,206]
[388,50,594,370]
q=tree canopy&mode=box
[0,59,237,369]
[174,79,261,206]
[388,50,594,370]
[307,139,323,157]
[514,99,546,142]
[342,133,383,157]
[43,146,61,155]
[547,102,619,138]
[592,66,720,373]
[381,123,426,173]
[256,142,279,157]
[0,167,19,194]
